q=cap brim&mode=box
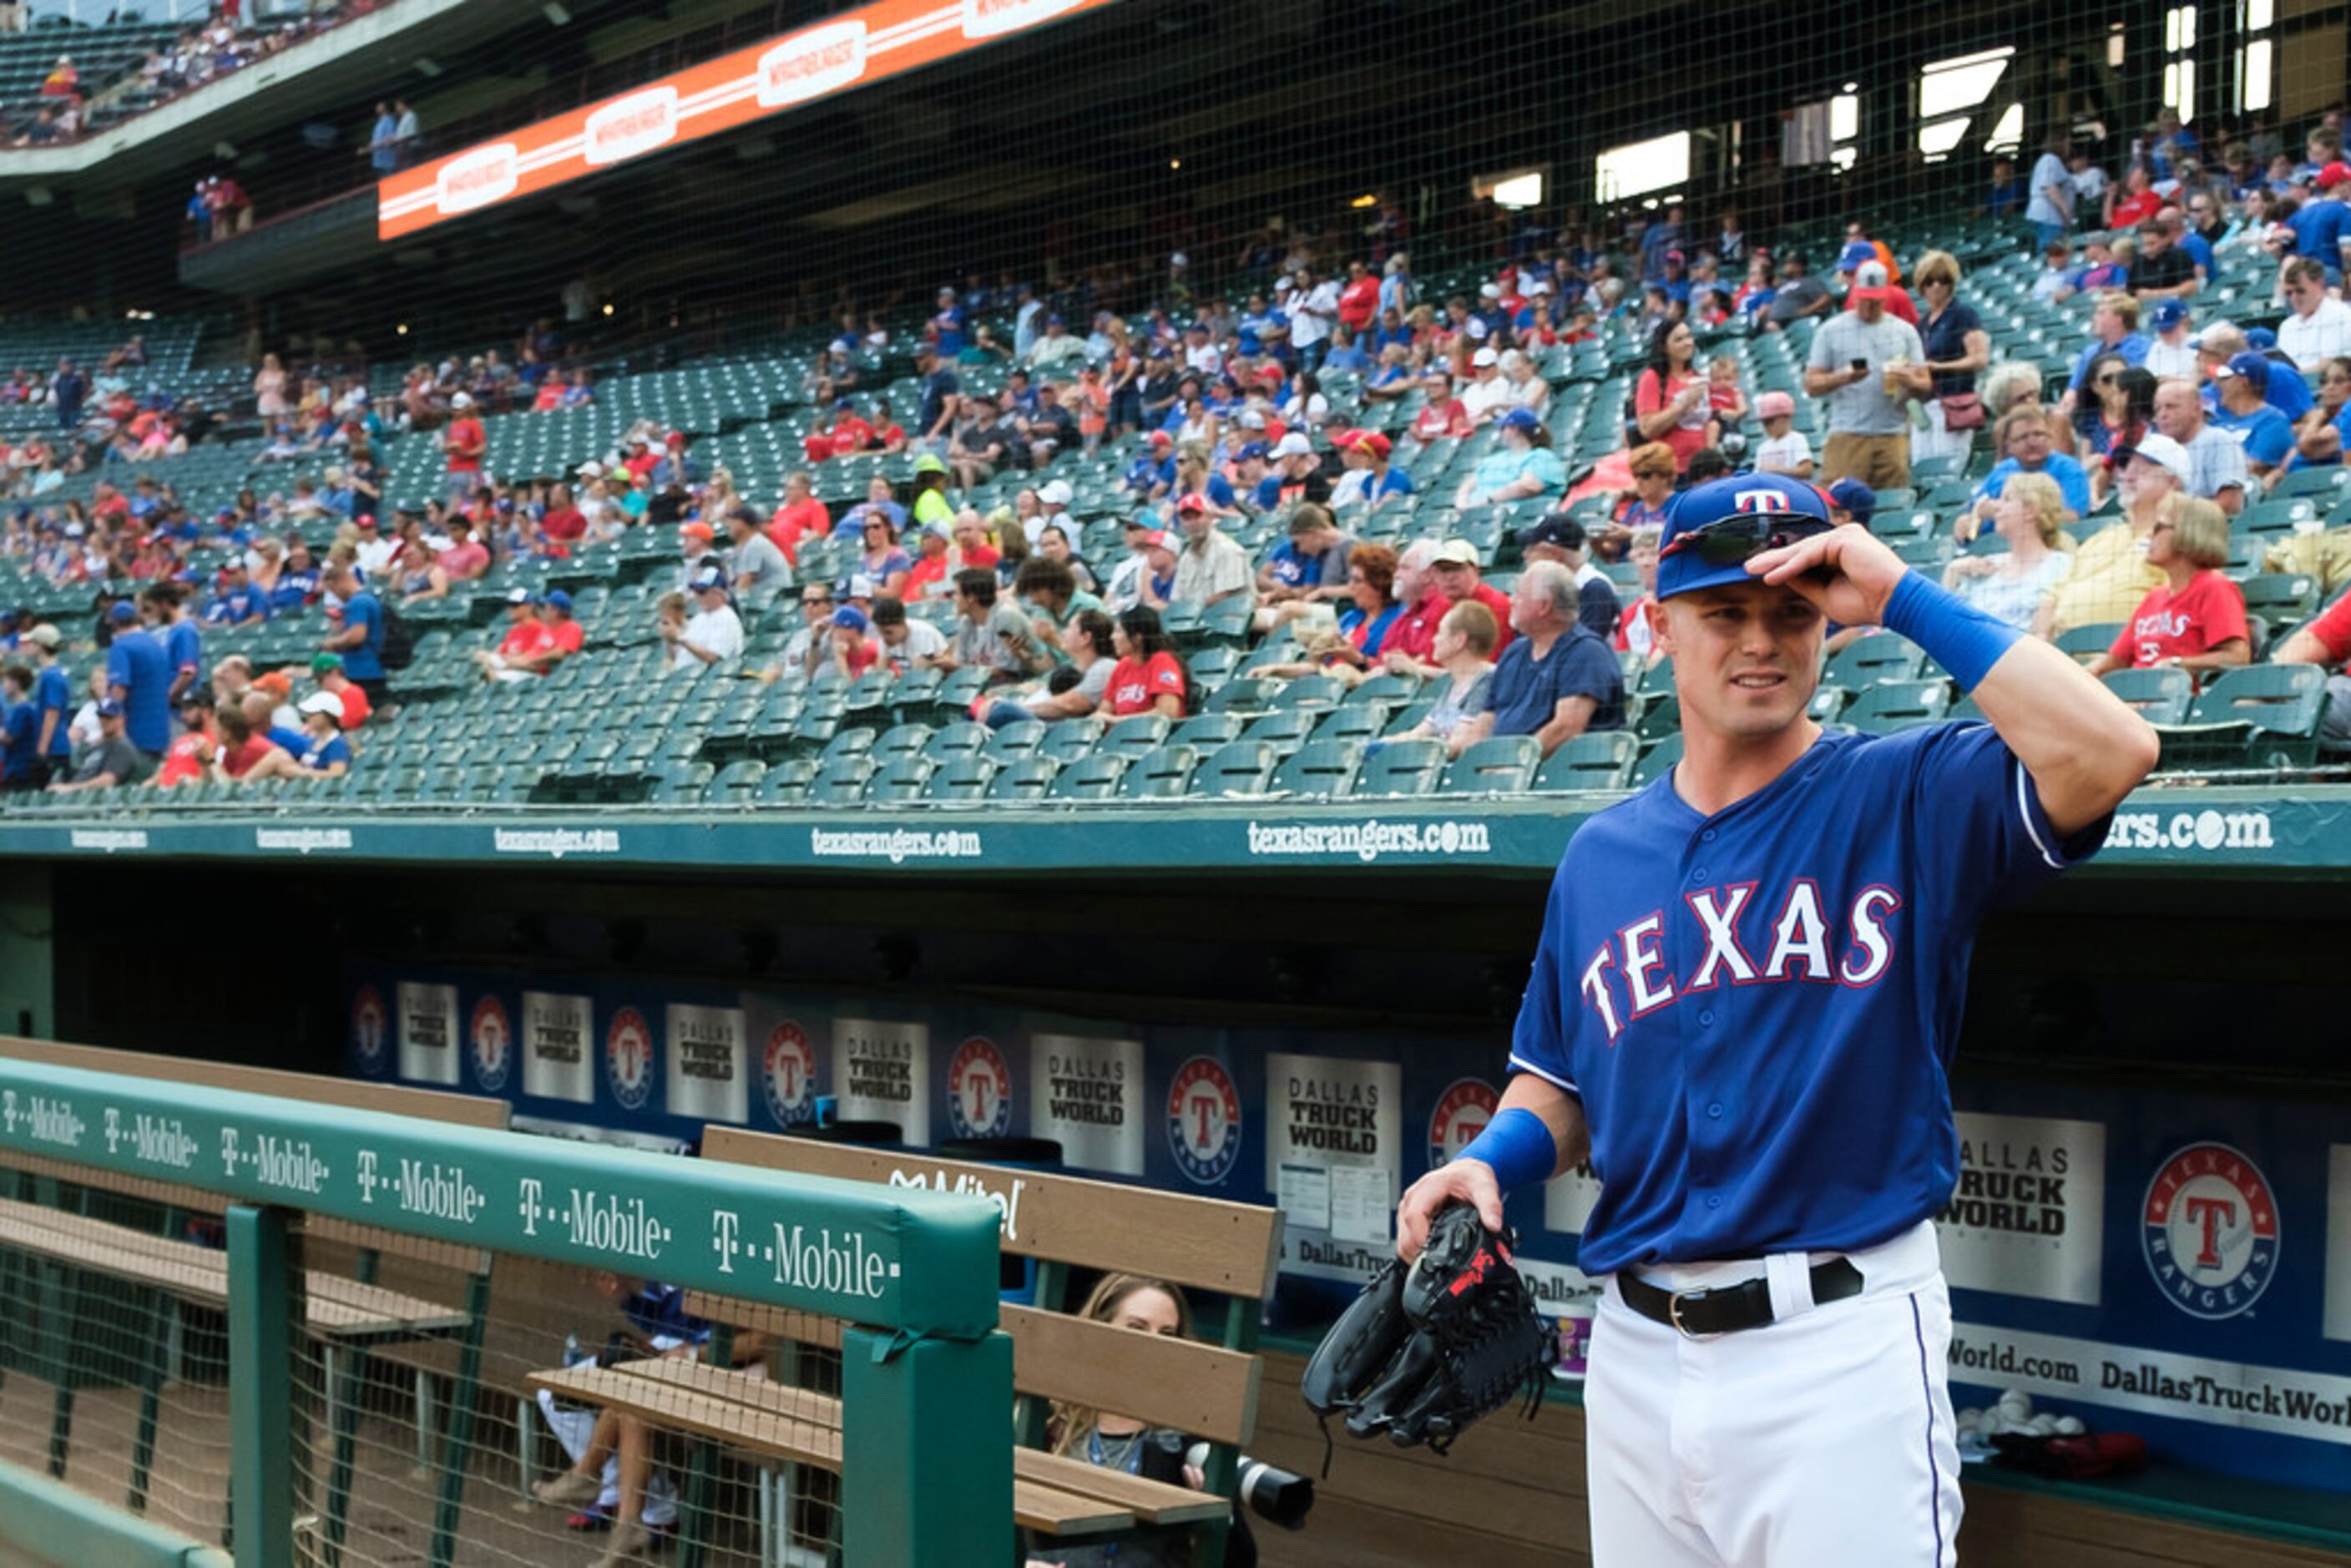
[1656,556,1766,600]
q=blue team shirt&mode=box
[164,619,201,683]
[34,665,70,758]
[301,733,351,771]
[2066,332,2151,393]
[2288,197,2351,265]
[270,568,320,614]
[1972,453,2091,518]
[338,592,387,680]
[105,630,173,754]
[1483,626,1624,738]
[1509,724,2101,1273]
[203,588,268,625]
[266,724,310,754]
[2212,403,2298,468]
[2201,368,2313,422]
[1,703,36,783]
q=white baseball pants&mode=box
[1583,1222,1962,1567]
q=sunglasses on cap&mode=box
[1659,513,1835,567]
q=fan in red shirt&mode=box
[828,401,874,458]
[766,473,830,563]
[311,654,372,728]
[535,591,585,670]
[1105,607,1186,718]
[1337,260,1382,335]
[155,691,218,787]
[215,701,278,781]
[442,393,486,499]
[536,483,586,557]
[1410,371,1474,441]
[473,589,557,682]
[2084,500,2251,677]
[1383,539,1513,675]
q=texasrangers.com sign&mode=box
[2106,807,2274,853]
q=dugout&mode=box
[1,788,2346,1564]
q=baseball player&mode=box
[1397,472,2158,1566]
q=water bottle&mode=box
[564,1332,581,1367]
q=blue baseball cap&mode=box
[2215,352,2272,391]
[109,602,138,624]
[2150,299,2190,331]
[1825,477,1877,526]
[689,566,726,593]
[1656,473,1836,600]
[540,589,573,611]
[1237,441,1270,462]
[96,699,123,717]
[1838,240,1877,272]
[831,605,870,633]
[1497,407,1541,433]
[2245,326,2278,352]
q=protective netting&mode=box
[0,1157,845,1567]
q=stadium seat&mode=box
[758,758,815,804]
[936,666,994,718]
[923,721,991,762]
[2165,662,2330,770]
[1310,706,1390,747]
[873,724,934,763]
[1272,675,1345,711]
[1347,671,1423,708]
[2238,574,2319,627]
[1352,738,1446,797]
[923,756,996,802]
[817,727,877,767]
[1843,680,1953,732]
[866,755,936,802]
[810,755,877,804]
[1170,714,1244,750]
[1269,740,1362,797]
[986,756,1060,800]
[1190,741,1278,797]
[1203,676,1277,716]
[1099,714,1172,760]
[1531,731,1639,792]
[1631,733,1684,787]
[1050,753,1130,800]
[1120,745,1201,799]
[1807,685,1851,725]
[2055,622,2123,665]
[649,761,714,804]
[2100,666,2195,725]
[1240,708,1317,756]
[983,720,1048,762]
[1040,718,1106,764]
[1440,736,1543,794]
[708,759,769,802]
[1824,632,1924,688]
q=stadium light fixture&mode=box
[1349,194,1378,209]
[543,1,570,21]
[397,323,410,335]
[1169,158,1181,169]
[415,56,442,77]
[602,303,614,316]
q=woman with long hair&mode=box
[1105,607,1186,719]
[1632,320,1714,473]
[2086,362,2158,506]
[1942,471,2075,636]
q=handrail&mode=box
[0,1458,234,1568]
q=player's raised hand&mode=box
[1746,522,1910,629]
[1396,1157,1504,1262]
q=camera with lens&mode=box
[1183,1441,1315,1530]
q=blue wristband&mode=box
[1878,570,2022,691]
[1452,1107,1558,1195]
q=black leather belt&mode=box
[1616,1256,1864,1337]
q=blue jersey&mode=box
[105,630,173,754]
[301,733,351,771]
[1,703,36,783]
[339,592,387,680]
[33,665,71,758]
[619,1281,710,1347]
[1509,724,2101,1274]
[164,619,201,685]
[2212,403,2298,469]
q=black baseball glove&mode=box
[1300,1202,1556,1461]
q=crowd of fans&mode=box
[13,94,2351,800]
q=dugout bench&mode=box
[524,1126,1283,1567]
[0,1038,504,1568]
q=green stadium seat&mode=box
[1843,679,1954,732]
[985,757,1059,800]
[2055,622,2123,664]
[1272,675,1346,711]
[923,756,996,802]
[649,761,714,804]
[1352,738,1445,797]
[842,666,898,720]
[1170,714,1244,750]
[2100,667,2195,724]
[1269,740,1361,797]
[1186,646,1240,695]
[1097,714,1171,760]
[2166,662,2329,770]
[1203,595,1256,646]
[1190,741,1278,797]
[923,721,991,762]
[1203,676,1276,716]
[1807,685,1851,725]
[872,724,934,763]
[1040,718,1106,764]
[1240,708,1317,756]
[817,727,877,767]
[1310,706,1390,747]
[1050,753,1130,800]
[1531,731,1639,792]
[1120,745,1200,799]
[1440,736,1542,794]
[2238,574,2319,626]
[983,721,1047,762]
[709,759,769,802]
[758,758,815,804]
[1347,671,1423,708]
[1631,733,1683,787]
[810,755,877,804]
[1824,632,1924,688]
[936,665,995,716]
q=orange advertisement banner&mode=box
[377,0,1115,240]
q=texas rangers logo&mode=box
[1167,1055,1242,1186]
[468,996,512,1093]
[761,1020,817,1127]
[947,1036,1014,1139]
[2141,1141,2279,1320]
[1428,1078,1500,1169]
[351,986,387,1074]
[1733,487,1792,513]
[605,1005,655,1111]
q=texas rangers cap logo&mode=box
[351,986,388,1074]
[761,1020,817,1127]
[947,1035,1014,1139]
[1428,1077,1500,1170]
[1167,1055,1242,1185]
[2141,1141,2278,1320]
[468,995,511,1094]
[605,1005,655,1111]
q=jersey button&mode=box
[1706,1195,1722,1209]
[1707,1102,1723,1119]
[1698,1009,1714,1027]
[1691,867,1709,883]
[1701,829,1717,842]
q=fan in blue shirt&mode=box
[103,608,174,755]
